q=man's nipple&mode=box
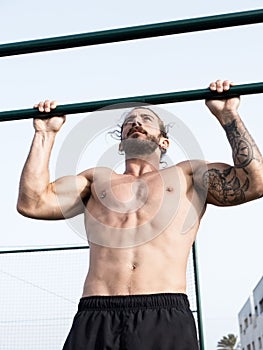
[99,191,106,199]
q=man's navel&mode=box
[130,263,137,271]
[166,186,174,192]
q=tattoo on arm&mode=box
[203,167,249,204]
[202,119,263,205]
[224,120,254,168]
[203,120,256,204]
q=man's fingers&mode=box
[215,80,224,92]
[209,81,217,91]
[44,100,52,113]
[50,100,57,109]
[33,100,57,112]
[209,80,234,93]
[38,101,45,112]
[222,80,234,91]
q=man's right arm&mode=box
[17,100,91,220]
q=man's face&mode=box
[120,108,167,157]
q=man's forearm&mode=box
[17,131,57,210]
[221,111,263,197]
[222,112,262,168]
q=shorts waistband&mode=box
[78,293,190,311]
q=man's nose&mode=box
[132,120,142,127]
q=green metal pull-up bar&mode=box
[1,82,262,122]
[0,9,262,57]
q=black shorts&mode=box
[62,293,199,350]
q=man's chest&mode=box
[90,169,186,213]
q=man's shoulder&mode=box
[167,160,209,175]
[79,167,117,179]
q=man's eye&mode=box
[124,119,133,124]
[144,116,152,122]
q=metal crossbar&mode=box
[0,82,262,122]
[0,9,262,57]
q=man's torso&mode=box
[81,162,206,296]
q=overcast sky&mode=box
[0,1,263,349]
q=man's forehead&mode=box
[125,108,159,120]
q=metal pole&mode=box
[0,82,262,122]
[192,242,205,350]
[0,9,262,57]
[0,246,89,254]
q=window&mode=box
[259,337,262,349]
[245,318,248,328]
[247,344,251,350]
[255,305,258,317]
[252,341,255,350]
[259,298,263,314]
[249,313,252,324]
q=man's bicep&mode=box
[49,174,91,219]
[201,162,249,206]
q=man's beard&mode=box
[120,134,160,158]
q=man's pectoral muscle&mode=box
[83,166,204,246]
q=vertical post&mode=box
[192,241,205,350]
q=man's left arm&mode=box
[202,79,263,206]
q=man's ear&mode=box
[160,138,169,151]
[119,142,123,153]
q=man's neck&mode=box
[124,156,160,177]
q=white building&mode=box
[238,276,263,350]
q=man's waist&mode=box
[78,292,190,311]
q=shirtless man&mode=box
[17,80,263,350]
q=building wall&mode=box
[252,277,263,350]
[238,276,263,350]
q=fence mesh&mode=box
[0,246,198,350]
